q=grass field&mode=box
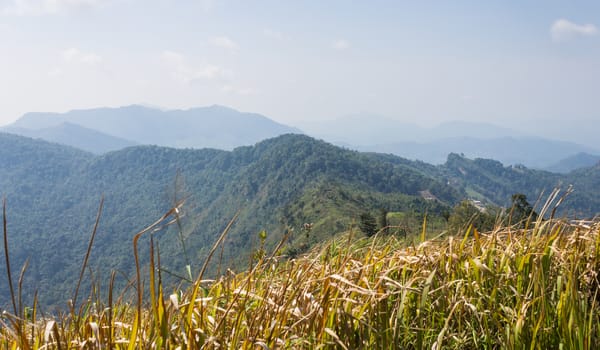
[1,201,600,349]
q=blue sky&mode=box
[0,0,599,136]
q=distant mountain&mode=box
[432,120,527,139]
[6,104,302,151]
[544,152,600,174]
[357,137,598,168]
[298,114,598,168]
[298,115,523,145]
[298,114,422,145]
[2,122,137,154]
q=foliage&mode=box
[442,153,563,209]
[1,132,600,309]
[510,193,538,228]
[359,212,378,237]
[0,133,459,307]
[447,200,498,234]
[378,208,389,235]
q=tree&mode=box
[510,193,538,228]
[359,212,378,237]
[378,208,389,235]
[448,200,496,234]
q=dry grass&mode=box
[2,201,600,349]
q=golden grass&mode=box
[2,203,600,348]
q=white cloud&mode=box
[551,19,598,42]
[332,39,350,50]
[62,47,102,65]
[161,50,232,84]
[1,0,106,15]
[210,36,239,51]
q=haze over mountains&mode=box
[2,122,138,154]
[2,105,301,153]
[299,114,600,171]
[3,105,600,172]
[299,115,524,145]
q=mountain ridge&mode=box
[0,133,454,307]
[1,132,599,307]
[299,113,600,168]
[2,122,138,154]
[356,136,599,168]
[4,104,302,152]
[6,105,599,170]
[544,152,600,173]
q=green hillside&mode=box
[439,153,600,217]
[1,132,600,308]
[441,153,560,204]
[0,133,459,307]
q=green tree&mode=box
[378,208,389,235]
[510,193,538,228]
[448,200,496,234]
[359,212,378,237]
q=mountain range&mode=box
[544,152,600,174]
[356,137,598,169]
[298,116,525,145]
[2,122,138,154]
[2,105,301,153]
[1,131,599,308]
[3,106,600,171]
[299,114,600,170]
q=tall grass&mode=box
[1,201,600,348]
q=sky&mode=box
[1,0,599,138]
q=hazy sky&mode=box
[1,0,599,131]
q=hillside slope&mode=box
[1,133,599,308]
[0,133,457,307]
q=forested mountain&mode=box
[441,154,561,206]
[439,153,600,217]
[0,132,456,308]
[1,132,599,308]
[3,105,301,151]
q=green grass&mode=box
[1,201,600,349]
